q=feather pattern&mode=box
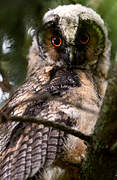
[0,3,111,180]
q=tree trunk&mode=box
[80,63,117,180]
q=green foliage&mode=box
[89,0,117,60]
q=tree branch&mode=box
[1,114,91,143]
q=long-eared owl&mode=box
[0,4,111,180]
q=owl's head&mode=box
[28,4,111,79]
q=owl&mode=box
[0,4,111,180]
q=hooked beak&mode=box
[66,46,76,67]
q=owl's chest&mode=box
[32,69,100,135]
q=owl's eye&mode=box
[51,36,62,47]
[79,33,90,45]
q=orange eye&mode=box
[51,36,62,47]
[79,33,90,45]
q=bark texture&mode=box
[80,62,117,180]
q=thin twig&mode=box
[8,115,91,143]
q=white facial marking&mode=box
[59,17,79,45]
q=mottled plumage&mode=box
[0,4,111,180]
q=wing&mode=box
[0,118,67,179]
[0,68,81,180]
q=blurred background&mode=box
[0,0,116,106]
